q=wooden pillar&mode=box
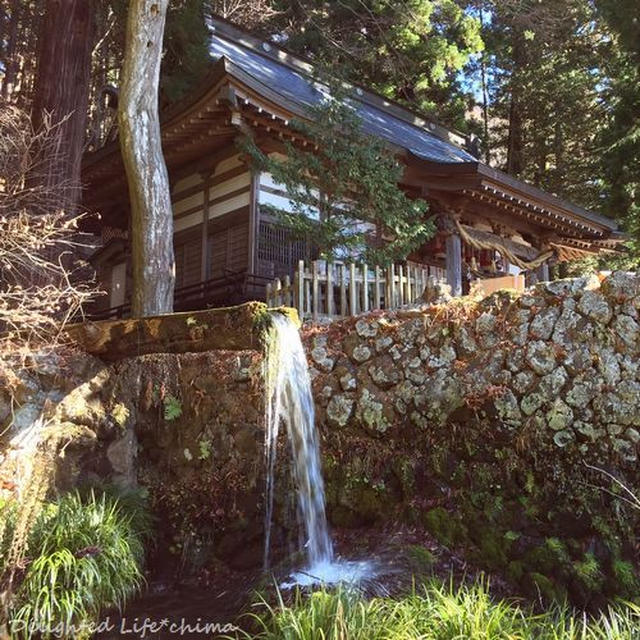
[248,169,260,275]
[445,232,462,297]
[200,172,211,282]
[537,261,550,283]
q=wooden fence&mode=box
[266,259,446,320]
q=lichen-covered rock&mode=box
[578,290,612,325]
[530,307,560,340]
[356,318,379,338]
[475,312,499,348]
[375,335,393,352]
[565,381,596,409]
[613,315,639,351]
[525,341,556,375]
[351,344,373,364]
[326,394,355,428]
[540,275,599,297]
[596,349,621,386]
[552,308,583,348]
[521,393,545,416]
[311,345,335,372]
[553,429,575,447]
[539,367,568,397]
[600,271,640,301]
[368,355,401,389]
[494,389,521,424]
[546,398,574,431]
[355,388,390,433]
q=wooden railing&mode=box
[88,270,273,320]
[266,260,446,320]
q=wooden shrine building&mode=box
[82,17,622,319]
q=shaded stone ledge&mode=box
[67,302,298,361]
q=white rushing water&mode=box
[263,313,373,588]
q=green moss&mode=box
[612,559,638,595]
[573,552,604,592]
[528,572,558,602]
[110,403,130,428]
[473,529,512,570]
[407,545,436,574]
[423,507,466,547]
[392,457,415,498]
[524,538,571,576]
[507,560,524,582]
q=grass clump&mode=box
[1,489,149,638]
[238,579,640,640]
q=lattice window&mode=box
[258,221,313,278]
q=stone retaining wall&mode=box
[2,272,640,602]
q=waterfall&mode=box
[263,313,334,571]
[262,312,373,588]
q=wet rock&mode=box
[107,427,138,486]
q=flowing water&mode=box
[263,313,373,587]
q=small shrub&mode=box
[163,394,182,421]
[1,489,148,638]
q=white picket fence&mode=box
[265,259,446,320]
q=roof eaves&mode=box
[475,164,618,231]
[209,16,471,151]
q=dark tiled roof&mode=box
[209,34,478,165]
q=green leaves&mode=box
[163,394,183,422]
[2,490,147,637]
[242,85,434,265]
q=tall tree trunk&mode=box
[30,0,95,211]
[118,0,175,317]
[0,0,20,101]
[506,33,525,177]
